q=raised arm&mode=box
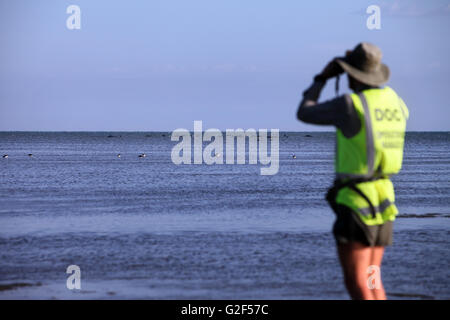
[296,58,361,137]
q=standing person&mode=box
[297,43,408,300]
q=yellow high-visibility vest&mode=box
[335,87,409,226]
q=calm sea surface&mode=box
[0,132,448,299]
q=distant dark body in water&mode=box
[0,131,448,299]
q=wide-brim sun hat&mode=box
[336,42,390,87]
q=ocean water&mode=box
[0,131,448,299]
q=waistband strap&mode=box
[328,176,387,219]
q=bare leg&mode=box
[370,246,387,300]
[337,242,374,300]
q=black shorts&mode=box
[332,204,393,247]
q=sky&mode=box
[0,0,449,131]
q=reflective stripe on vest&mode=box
[359,198,393,216]
[336,86,408,179]
[334,87,408,226]
[336,92,375,180]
